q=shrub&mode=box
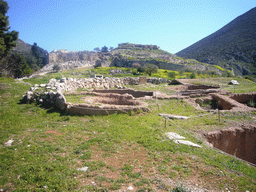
[214,65,225,71]
[169,71,177,79]
[142,63,158,76]
[190,72,196,79]
[53,64,61,72]
[222,70,233,77]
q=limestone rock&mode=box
[166,132,185,140]
[229,80,239,85]
[159,113,190,120]
[5,139,14,146]
[55,92,66,110]
[174,140,202,148]
[26,91,34,101]
[77,167,88,172]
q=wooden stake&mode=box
[218,108,220,122]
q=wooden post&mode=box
[218,108,220,122]
[165,117,167,128]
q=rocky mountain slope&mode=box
[176,7,256,75]
[12,39,32,54]
[41,43,221,74]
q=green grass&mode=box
[1,76,256,191]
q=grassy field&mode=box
[1,72,256,191]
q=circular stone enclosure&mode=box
[65,89,150,116]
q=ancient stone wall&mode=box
[209,93,256,111]
[29,77,169,93]
[230,93,256,104]
[187,84,220,90]
[24,77,167,115]
[66,103,148,116]
[205,125,256,164]
[93,89,153,98]
[210,93,241,110]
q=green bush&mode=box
[53,64,61,72]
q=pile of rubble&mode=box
[29,77,169,93]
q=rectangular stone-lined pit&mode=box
[205,126,256,164]
[230,93,256,106]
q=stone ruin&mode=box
[24,76,256,115]
[23,76,256,164]
[65,91,149,116]
[23,77,167,115]
[168,79,256,112]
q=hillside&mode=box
[42,43,222,74]
[176,7,256,75]
[12,39,32,54]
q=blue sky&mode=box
[6,0,255,53]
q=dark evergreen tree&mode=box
[94,47,100,52]
[101,46,108,52]
[1,52,33,77]
[31,42,48,67]
[0,0,18,60]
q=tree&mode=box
[132,62,141,69]
[190,72,196,79]
[101,46,108,52]
[168,71,177,79]
[53,64,61,72]
[31,42,48,68]
[142,64,158,76]
[94,47,100,52]
[109,47,114,51]
[0,52,33,78]
[0,0,18,60]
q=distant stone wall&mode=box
[117,43,160,50]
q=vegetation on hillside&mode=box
[0,1,48,78]
[176,7,256,75]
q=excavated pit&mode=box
[65,89,150,116]
[205,125,256,164]
[230,93,256,108]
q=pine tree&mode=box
[0,0,18,60]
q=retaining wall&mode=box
[230,93,256,104]
[92,89,153,98]
[205,126,256,164]
[66,103,148,116]
[209,93,256,111]
[187,84,220,90]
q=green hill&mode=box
[176,7,256,75]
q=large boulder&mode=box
[55,91,66,110]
